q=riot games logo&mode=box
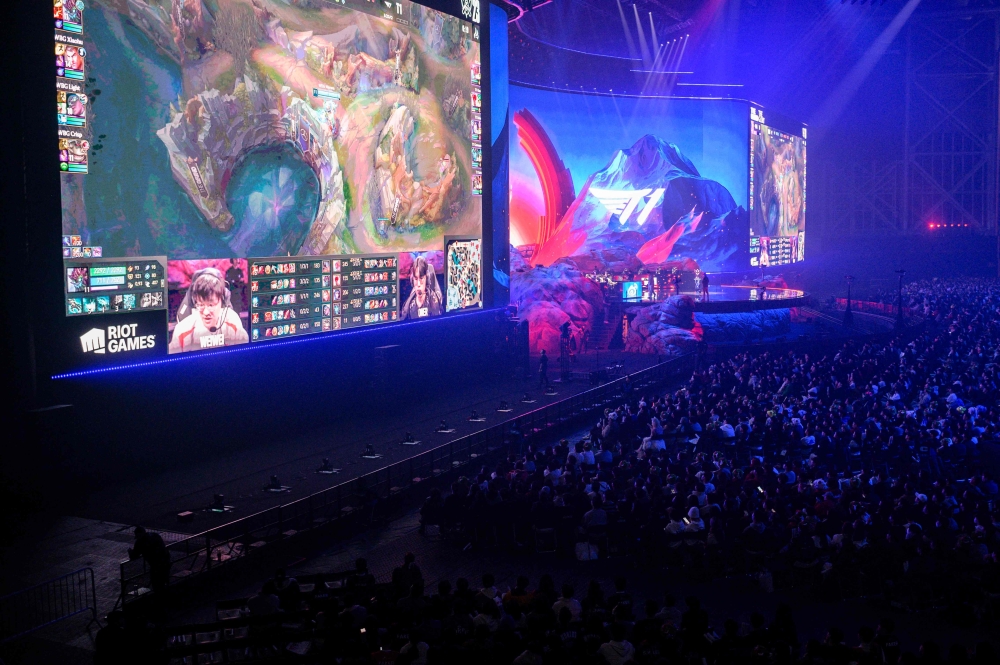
[80,323,156,354]
[80,328,106,354]
[460,0,480,23]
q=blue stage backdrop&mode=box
[508,86,754,354]
[509,87,750,276]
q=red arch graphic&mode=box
[513,109,576,247]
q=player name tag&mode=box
[200,333,225,348]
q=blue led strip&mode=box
[51,309,491,380]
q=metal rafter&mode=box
[819,7,998,238]
[904,11,998,233]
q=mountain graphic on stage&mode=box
[522,131,746,273]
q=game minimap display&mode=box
[55,0,484,361]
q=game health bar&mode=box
[312,87,341,101]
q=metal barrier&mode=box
[0,568,100,643]
[119,354,697,605]
[704,309,926,369]
[833,298,922,319]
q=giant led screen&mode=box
[508,86,749,276]
[749,105,806,267]
[55,0,486,366]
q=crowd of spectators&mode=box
[99,279,1000,664]
[869,278,989,320]
[118,554,996,665]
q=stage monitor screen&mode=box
[749,105,806,268]
[54,0,487,368]
[508,85,749,276]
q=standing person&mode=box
[701,272,710,302]
[392,552,423,596]
[128,526,170,593]
[539,349,549,388]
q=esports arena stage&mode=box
[616,284,809,313]
[586,273,812,356]
[44,284,812,537]
[25,311,666,534]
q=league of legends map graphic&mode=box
[60,0,481,260]
[750,121,806,266]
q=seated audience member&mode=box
[599,622,636,665]
[552,584,583,622]
[247,582,280,617]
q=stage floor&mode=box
[73,350,661,533]
[621,285,808,313]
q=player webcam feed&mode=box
[750,110,806,268]
[55,0,486,366]
[399,251,444,320]
[168,260,250,354]
[445,238,482,312]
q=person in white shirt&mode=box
[664,508,685,549]
[169,268,248,354]
[551,584,583,622]
[685,507,705,533]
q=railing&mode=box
[805,306,896,335]
[833,298,922,318]
[119,354,697,605]
[0,568,99,643]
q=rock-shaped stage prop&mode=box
[696,309,791,344]
[624,296,702,357]
[510,258,605,355]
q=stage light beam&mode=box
[616,0,640,62]
[633,3,652,67]
[812,0,922,134]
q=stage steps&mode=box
[588,303,625,350]
[588,316,617,350]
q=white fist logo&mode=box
[80,328,106,354]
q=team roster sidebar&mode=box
[339,255,399,330]
[248,254,400,343]
[248,258,331,342]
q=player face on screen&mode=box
[189,272,228,331]
[413,264,428,306]
[194,294,223,331]
[401,255,443,320]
